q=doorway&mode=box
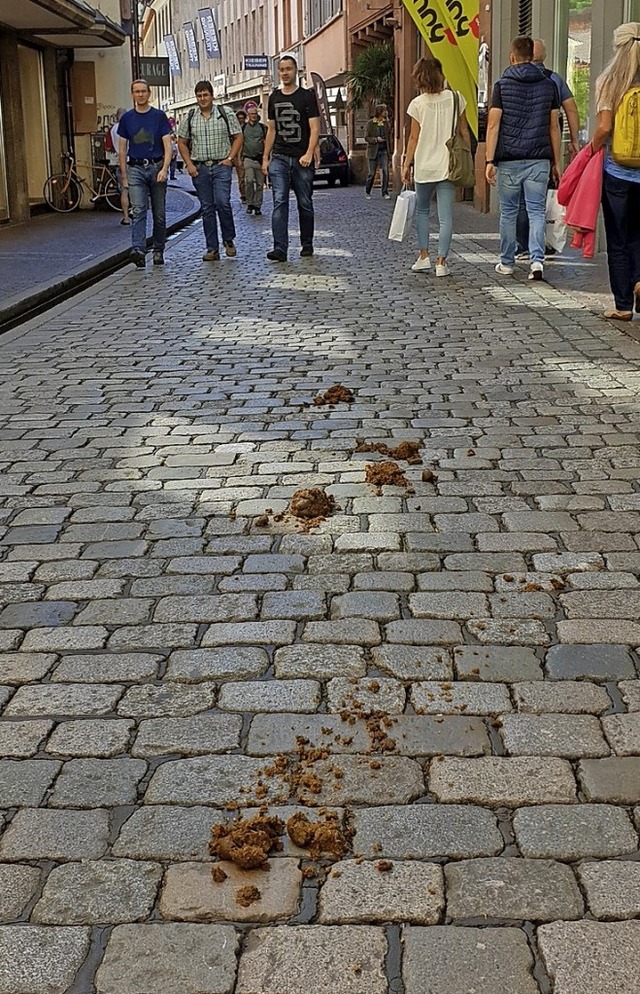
[17,44,50,206]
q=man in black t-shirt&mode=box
[262,56,320,261]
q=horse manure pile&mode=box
[254,488,338,532]
[286,811,350,859]
[312,384,355,406]
[209,814,284,869]
[355,439,423,464]
[365,460,409,494]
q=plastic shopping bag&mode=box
[388,189,416,242]
[545,189,567,253]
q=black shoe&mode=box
[246,205,254,214]
[254,208,262,216]
[153,251,164,266]
[130,250,145,268]
[300,246,313,257]
[267,249,287,262]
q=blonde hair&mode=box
[596,22,640,113]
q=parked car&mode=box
[314,134,350,186]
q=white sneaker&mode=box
[365,193,371,200]
[528,261,544,281]
[495,262,515,275]
[382,193,390,199]
[435,262,450,277]
[411,255,431,271]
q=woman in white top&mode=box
[402,58,471,277]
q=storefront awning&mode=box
[0,0,126,47]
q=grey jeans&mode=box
[244,158,265,209]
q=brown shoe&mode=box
[634,282,640,314]
[603,308,633,321]
[223,240,237,257]
[203,250,220,261]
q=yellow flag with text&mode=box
[401,0,480,137]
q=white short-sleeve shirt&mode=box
[407,89,466,183]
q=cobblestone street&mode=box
[1,184,640,993]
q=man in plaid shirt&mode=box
[178,81,243,261]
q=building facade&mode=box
[0,0,127,224]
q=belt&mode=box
[193,159,224,166]
[128,157,163,166]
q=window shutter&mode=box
[518,0,533,36]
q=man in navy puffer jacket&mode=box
[485,35,561,281]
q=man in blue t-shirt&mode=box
[117,79,172,268]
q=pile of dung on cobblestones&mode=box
[289,487,337,527]
[254,488,338,532]
[236,885,261,907]
[209,814,285,869]
[312,384,355,406]
[286,811,350,859]
[365,460,409,493]
[354,439,423,464]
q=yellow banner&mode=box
[402,0,480,137]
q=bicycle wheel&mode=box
[44,174,81,212]
[104,177,122,212]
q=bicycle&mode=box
[43,153,122,214]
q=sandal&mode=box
[603,308,633,321]
[634,282,640,314]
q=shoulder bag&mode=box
[446,91,475,188]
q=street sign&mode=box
[139,57,171,87]
[244,55,269,71]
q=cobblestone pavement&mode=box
[1,185,640,994]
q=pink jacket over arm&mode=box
[557,144,604,259]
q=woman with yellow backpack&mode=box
[591,22,640,321]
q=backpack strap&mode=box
[218,106,234,144]
[187,107,196,141]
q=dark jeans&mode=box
[127,162,167,253]
[192,163,236,253]
[366,150,389,196]
[268,153,314,256]
[601,170,640,312]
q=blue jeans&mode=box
[268,154,314,256]
[497,159,550,266]
[127,162,166,253]
[601,170,640,312]
[192,163,236,252]
[415,180,455,257]
[366,150,389,196]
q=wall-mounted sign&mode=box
[139,57,171,87]
[184,22,200,69]
[212,74,226,98]
[163,35,182,76]
[244,55,269,72]
[198,7,221,60]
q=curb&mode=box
[0,194,201,335]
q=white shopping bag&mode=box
[545,189,567,253]
[388,189,416,242]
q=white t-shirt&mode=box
[109,122,120,164]
[407,89,466,183]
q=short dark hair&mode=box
[511,36,534,61]
[194,80,213,95]
[279,55,298,70]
